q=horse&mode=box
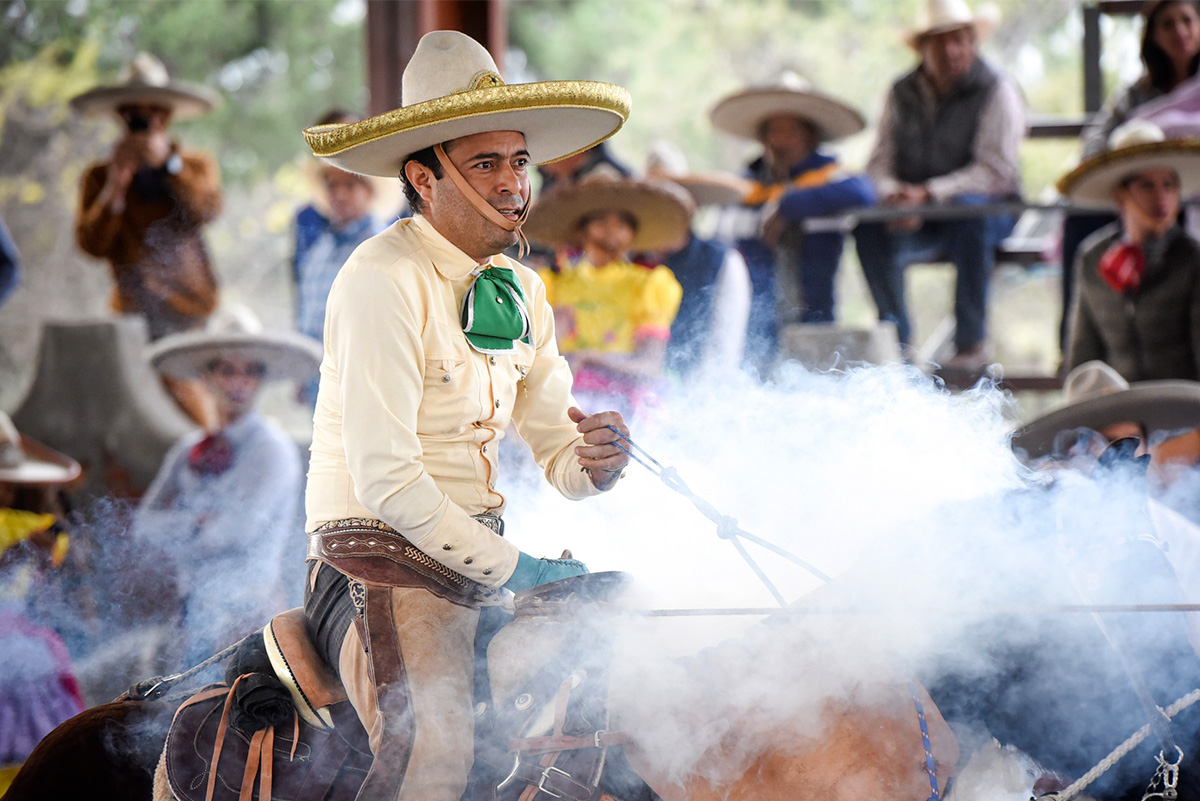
[6,571,962,801]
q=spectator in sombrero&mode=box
[710,73,874,372]
[133,305,321,664]
[1058,121,1200,383]
[0,412,84,791]
[854,0,1024,371]
[71,53,224,429]
[292,109,397,405]
[523,176,689,418]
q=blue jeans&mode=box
[853,194,1014,350]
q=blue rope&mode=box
[908,683,941,801]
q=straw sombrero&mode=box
[303,31,630,178]
[523,176,694,251]
[1011,363,1200,461]
[0,413,81,487]
[709,72,865,144]
[1057,120,1200,209]
[645,141,750,207]
[147,304,323,383]
[904,0,999,48]
[69,52,218,119]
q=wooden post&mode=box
[365,0,507,116]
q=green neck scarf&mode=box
[461,264,532,354]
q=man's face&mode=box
[420,130,531,259]
[919,26,977,88]
[1114,167,1181,238]
[205,356,265,418]
[758,114,817,171]
[580,209,636,261]
[321,167,374,227]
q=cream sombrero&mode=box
[147,304,323,383]
[523,176,695,252]
[69,52,218,119]
[303,30,631,178]
[709,72,865,144]
[0,412,82,487]
[645,141,750,207]
[1010,367,1200,461]
[904,0,999,48]
[1057,120,1200,209]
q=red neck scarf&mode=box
[188,432,235,476]
[1098,241,1145,294]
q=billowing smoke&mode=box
[498,362,1200,797]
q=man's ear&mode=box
[404,159,437,207]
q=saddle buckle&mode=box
[537,765,570,798]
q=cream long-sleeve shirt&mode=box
[306,214,602,587]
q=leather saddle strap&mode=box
[516,677,601,801]
[355,583,416,800]
[205,678,243,801]
[508,730,630,754]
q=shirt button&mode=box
[442,374,451,383]
[482,568,492,576]
[489,356,497,365]
[494,400,501,408]
[482,445,488,453]
[443,544,452,550]
[464,557,474,565]
[496,297,504,304]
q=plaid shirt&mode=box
[295,212,386,342]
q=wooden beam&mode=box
[365,0,507,116]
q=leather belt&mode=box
[307,516,502,607]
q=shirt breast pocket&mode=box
[424,354,467,394]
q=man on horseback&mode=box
[300,30,633,801]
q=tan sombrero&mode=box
[904,0,999,48]
[523,176,694,251]
[1058,120,1200,209]
[0,412,82,487]
[147,304,323,383]
[1011,369,1200,461]
[709,72,865,144]
[303,31,630,178]
[645,141,750,207]
[69,52,218,119]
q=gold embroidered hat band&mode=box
[302,31,631,178]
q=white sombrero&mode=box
[0,412,82,487]
[69,52,218,119]
[1057,120,1200,210]
[1011,361,1200,461]
[303,31,630,178]
[147,304,323,383]
[904,0,999,48]
[523,176,695,252]
[645,141,750,207]
[709,72,865,144]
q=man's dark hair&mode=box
[400,146,443,214]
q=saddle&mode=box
[161,572,648,801]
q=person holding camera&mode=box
[72,53,223,343]
[71,54,224,428]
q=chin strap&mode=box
[433,143,531,258]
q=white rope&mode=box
[1040,689,1200,801]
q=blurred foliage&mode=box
[509,0,1093,197]
[0,0,368,184]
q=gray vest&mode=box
[890,58,998,185]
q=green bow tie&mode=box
[461,264,532,354]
